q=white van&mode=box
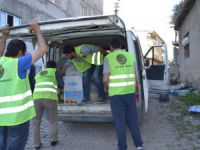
[6,15,148,122]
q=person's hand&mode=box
[104,85,108,93]
[99,47,109,55]
[29,20,41,33]
[103,83,109,93]
[61,65,67,75]
[61,68,65,75]
[99,47,104,53]
[0,25,9,39]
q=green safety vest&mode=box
[0,57,36,126]
[71,44,104,73]
[33,68,58,101]
[70,58,91,73]
[106,50,136,96]
[76,44,104,65]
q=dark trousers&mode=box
[0,121,29,150]
[83,65,104,99]
[109,93,143,150]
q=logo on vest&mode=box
[0,65,4,79]
[40,70,48,76]
[116,54,127,65]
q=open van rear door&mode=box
[144,44,169,93]
[126,31,149,112]
[3,15,126,40]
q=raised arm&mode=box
[0,25,9,56]
[29,20,48,64]
[80,44,100,55]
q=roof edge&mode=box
[174,0,196,30]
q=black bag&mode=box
[159,93,169,102]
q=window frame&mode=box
[183,32,190,58]
[0,10,22,27]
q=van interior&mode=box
[47,35,127,103]
[48,35,126,72]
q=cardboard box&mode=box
[63,76,83,104]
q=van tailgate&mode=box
[57,103,113,122]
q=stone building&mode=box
[0,0,103,27]
[174,0,200,88]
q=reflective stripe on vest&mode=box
[0,90,32,103]
[106,50,136,95]
[109,74,135,87]
[92,51,101,65]
[34,87,57,93]
[35,82,57,89]
[0,101,34,114]
[0,57,36,126]
[109,74,135,80]
[109,81,135,87]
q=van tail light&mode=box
[135,80,139,103]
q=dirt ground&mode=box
[141,93,200,150]
[25,93,200,150]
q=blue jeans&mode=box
[83,65,104,99]
[109,93,143,150]
[0,121,29,150]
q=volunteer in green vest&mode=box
[62,44,105,103]
[33,60,64,149]
[0,21,48,150]
[103,38,143,150]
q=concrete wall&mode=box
[0,0,103,24]
[178,0,200,88]
[0,0,67,24]
[70,0,103,17]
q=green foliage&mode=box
[183,93,200,106]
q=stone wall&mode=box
[177,0,200,89]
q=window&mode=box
[0,11,21,27]
[182,32,190,58]
[184,43,190,58]
[80,2,88,15]
[0,11,6,27]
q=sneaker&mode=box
[50,141,58,146]
[82,98,90,103]
[136,146,143,150]
[35,143,42,149]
